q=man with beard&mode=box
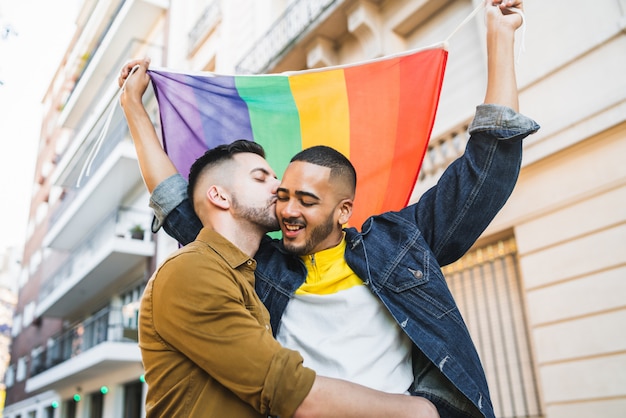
[136,139,439,417]
[121,1,538,416]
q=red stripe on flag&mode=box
[344,57,402,227]
[383,48,448,210]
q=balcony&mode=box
[37,207,154,319]
[236,0,344,74]
[188,0,221,55]
[59,0,167,131]
[27,305,142,393]
[45,133,144,251]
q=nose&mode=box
[279,197,300,219]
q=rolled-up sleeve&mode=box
[469,104,540,141]
[149,173,189,232]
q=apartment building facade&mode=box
[4,1,625,417]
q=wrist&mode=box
[121,93,145,111]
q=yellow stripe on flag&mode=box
[289,69,351,157]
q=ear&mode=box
[207,185,230,210]
[337,198,353,226]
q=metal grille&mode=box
[235,0,339,74]
[443,238,543,418]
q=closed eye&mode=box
[276,191,317,207]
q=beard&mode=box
[231,195,279,232]
[283,214,335,256]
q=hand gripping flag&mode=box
[148,44,447,228]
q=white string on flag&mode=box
[75,64,140,187]
[445,1,526,63]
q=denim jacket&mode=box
[151,104,540,418]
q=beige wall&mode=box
[508,124,626,417]
[487,1,626,415]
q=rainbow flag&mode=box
[148,45,447,228]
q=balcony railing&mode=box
[49,122,129,229]
[65,0,128,108]
[30,303,138,377]
[188,0,221,54]
[235,0,339,74]
[39,206,152,304]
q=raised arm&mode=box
[483,0,524,110]
[408,0,538,265]
[119,58,178,193]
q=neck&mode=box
[312,230,345,255]
[202,215,265,257]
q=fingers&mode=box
[485,0,524,30]
[499,0,523,13]
[118,58,151,88]
[486,0,523,12]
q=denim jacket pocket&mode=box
[381,261,458,320]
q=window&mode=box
[121,283,144,330]
[30,346,44,375]
[123,380,143,418]
[64,398,76,418]
[29,250,42,275]
[43,406,55,418]
[35,202,49,225]
[16,356,27,381]
[89,391,104,418]
[23,302,36,327]
[12,313,22,337]
[19,267,29,289]
[5,364,14,387]
[443,237,543,418]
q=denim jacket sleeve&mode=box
[410,104,539,266]
[149,173,202,245]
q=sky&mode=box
[0,0,78,252]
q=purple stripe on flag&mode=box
[184,74,254,147]
[149,70,253,179]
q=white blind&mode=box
[443,238,543,418]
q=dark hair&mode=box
[290,145,357,192]
[187,139,266,200]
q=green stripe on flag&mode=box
[235,75,302,179]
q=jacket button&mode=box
[411,269,423,279]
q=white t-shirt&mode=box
[276,238,413,393]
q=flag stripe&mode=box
[188,74,253,151]
[289,69,351,156]
[152,72,209,180]
[235,76,301,178]
[344,57,401,222]
[382,49,448,209]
